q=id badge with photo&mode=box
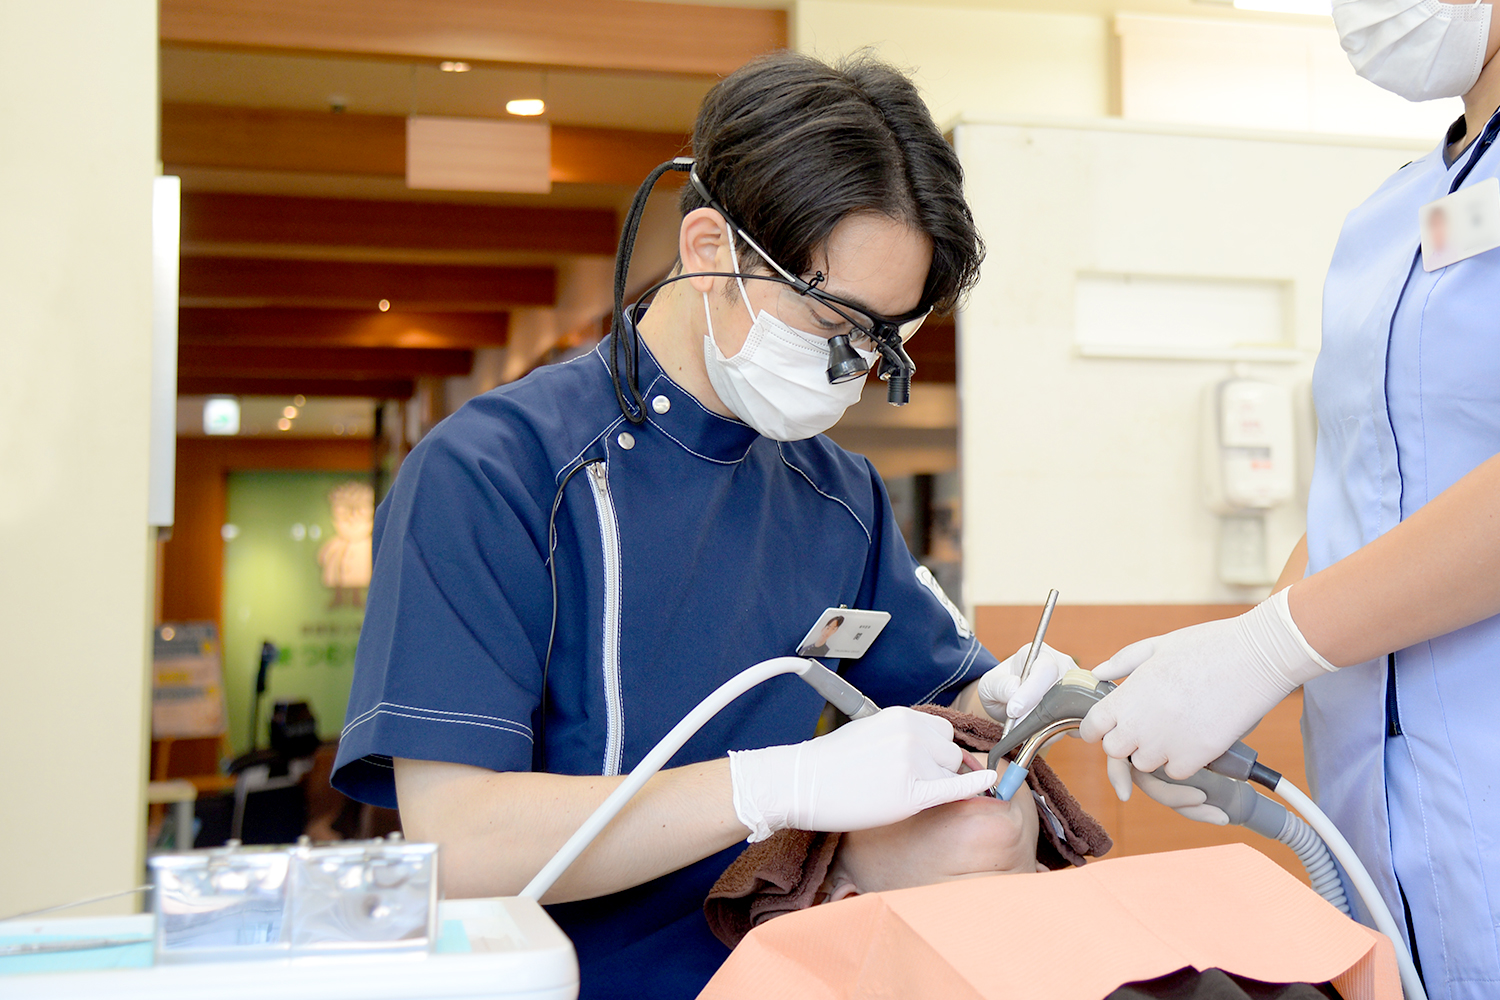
[795,608,891,660]
[1420,176,1500,271]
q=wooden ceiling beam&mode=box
[159,0,787,78]
[179,258,554,310]
[161,103,689,188]
[178,308,510,349]
[178,375,415,398]
[179,344,474,379]
[181,192,618,256]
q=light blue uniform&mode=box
[1304,108,1500,1000]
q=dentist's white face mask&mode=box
[1333,0,1492,102]
[701,243,877,441]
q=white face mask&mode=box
[699,249,876,441]
[1333,0,1492,102]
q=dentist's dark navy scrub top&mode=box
[333,331,996,1000]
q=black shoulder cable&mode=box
[535,456,605,772]
[610,156,695,424]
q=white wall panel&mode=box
[955,119,1421,606]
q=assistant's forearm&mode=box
[1290,453,1500,665]
[395,757,746,904]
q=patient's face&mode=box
[826,759,1041,897]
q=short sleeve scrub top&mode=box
[1304,108,1500,1000]
[333,327,996,1000]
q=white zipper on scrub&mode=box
[586,461,627,777]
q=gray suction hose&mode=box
[1153,766,1348,915]
[1276,811,1348,915]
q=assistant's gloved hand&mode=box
[976,642,1078,724]
[1106,757,1229,826]
[727,707,998,842]
[1078,588,1336,779]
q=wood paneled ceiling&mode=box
[163,0,788,400]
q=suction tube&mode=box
[1267,776,1426,1000]
[521,657,877,901]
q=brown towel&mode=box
[705,707,1112,948]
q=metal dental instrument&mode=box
[1001,588,1060,742]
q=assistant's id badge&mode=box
[1420,176,1500,271]
[795,608,890,659]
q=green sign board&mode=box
[222,471,373,754]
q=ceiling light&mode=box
[378,298,391,311]
[506,99,546,117]
[283,405,298,418]
[440,61,471,73]
[1232,0,1330,13]
[277,417,292,431]
[293,394,306,407]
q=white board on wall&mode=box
[955,119,1425,607]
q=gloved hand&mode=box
[1079,588,1336,779]
[727,707,998,842]
[1106,757,1228,826]
[976,642,1078,724]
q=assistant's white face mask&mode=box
[1333,0,1492,102]
[700,244,876,441]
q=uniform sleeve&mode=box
[838,459,998,709]
[333,412,553,807]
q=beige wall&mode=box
[794,0,1109,124]
[955,120,1422,606]
[0,2,158,916]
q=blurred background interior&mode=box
[2,0,1455,918]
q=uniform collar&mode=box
[613,313,761,463]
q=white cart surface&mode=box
[0,896,577,1000]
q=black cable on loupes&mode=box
[609,157,695,425]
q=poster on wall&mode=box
[221,472,374,754]
[152,621,228,738]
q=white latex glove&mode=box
[1079,589,1336,779]
[976,642,1078,724]
[727,706,998,842]
[1106,757,1228,826]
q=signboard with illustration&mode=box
[221,471,374,754]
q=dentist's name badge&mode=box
[1420,176,1500,271]
[795,608,891,660]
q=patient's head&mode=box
[821,758,1041,900]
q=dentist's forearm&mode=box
[394,757,746,904]
[1288,452,1500,666]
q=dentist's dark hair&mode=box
[608,51,983,423]
[682,51,984,317]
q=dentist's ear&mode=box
[680,208,733,294]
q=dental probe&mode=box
[1001,588,1060,742]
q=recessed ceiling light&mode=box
[277,417,292,431]
[440,61,471,73]
[293,394,306,407]
[283,405,298,418]
[506,99,546,117]
[378,298,390,311]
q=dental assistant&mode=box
[332,53,1041,1000]
[1055,3,1500,998]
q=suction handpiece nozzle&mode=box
[988,669,1114,799]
